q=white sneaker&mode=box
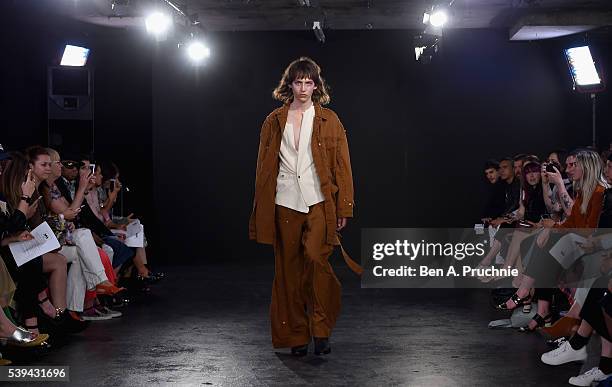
[81,307,112,321]
[100,306,122,318]
[568,367,610,386]
[541,340,587,365]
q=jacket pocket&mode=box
[276,173,294,193]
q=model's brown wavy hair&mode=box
[272,57,330,105]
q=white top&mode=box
[275,105,325,213]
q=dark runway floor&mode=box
[7,256,601,386]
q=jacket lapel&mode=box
[275,104,289,136]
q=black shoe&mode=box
[291,344,308,357]
[314,337,331,356]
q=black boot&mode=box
[291,344,308,357]
[314,337,331,356]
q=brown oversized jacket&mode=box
[249,103,355,246]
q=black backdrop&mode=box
[1,1,611,264]
[152,29,612,263]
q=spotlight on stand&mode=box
[186,40,211,64]
[313,21,325,43]
[145,11,172,40]
[60,45,90,67]
[564,45,605,147]
[414,34,439,64]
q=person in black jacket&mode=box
[482,159,505,221]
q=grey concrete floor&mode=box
[7,257,597,386]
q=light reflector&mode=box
[565,46,602,87]
[60,45,90,67]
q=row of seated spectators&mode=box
[0,144,163,366]
[477,147,612,386]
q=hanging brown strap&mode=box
[335,233,363,275]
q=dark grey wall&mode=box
[152,29,612,263]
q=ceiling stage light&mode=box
[429,9,448,28]
[187,40,211,63]
[60,45,90,66]
[145,12,172,36]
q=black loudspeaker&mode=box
[47,67,94,120]
[47,66,95,154]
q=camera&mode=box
[545,161,560,173]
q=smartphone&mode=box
[89,163,96,175]
[109,179,115,192]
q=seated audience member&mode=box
[513,153,529,182]
[547,149,568,175]
[477,157,520,267]
[484,159,500,185]
[54,156,136,278]
[0,144,10,177]
[0,223,49,359]
[542,157,574,222]
[40,148,124,320]
[479,160,548,285]
[498,150,610,327]
[606,152,612,184]
[493,157,522,225]
[538,155,609,338]
[482,159,505,223]
[0,151,74,335]
[539,271,612,386]
[85,160,160,283]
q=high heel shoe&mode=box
[95,283,126,296]
[541,316,581,339]
[518,313,552,332]
[2,327,49,348]
[0,352,11,366]
[496,292,532,311]
[136,275,157,286]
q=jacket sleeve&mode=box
[254,116,272,191]
[249,116,272,240]
[335,118,355,218]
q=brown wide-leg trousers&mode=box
[270,202,342,348]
